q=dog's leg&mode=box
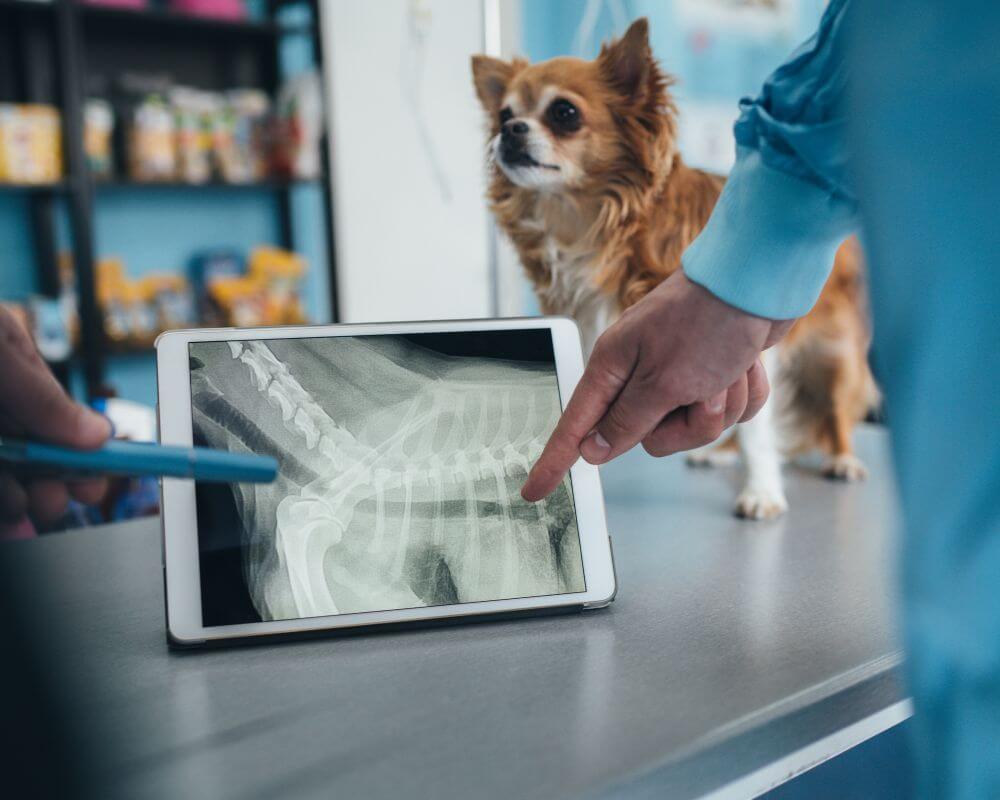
[576,295,618,361]
[735,350,788,520]
[686,433,739,468]
[822,385,868,481]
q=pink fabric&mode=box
[0,517,36,542]
[169,0,246,20]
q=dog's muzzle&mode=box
[499,120,534,167]
[498,120,558,171]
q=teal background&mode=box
[520,0,826,95]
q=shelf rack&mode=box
[0,0,338,399]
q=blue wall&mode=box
[0,194,41,300]
[521,0,827,88]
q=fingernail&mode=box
[580,431,611,463]
[80,408,113,440]
[707,396,725,415]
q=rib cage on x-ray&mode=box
[190,335,585,621]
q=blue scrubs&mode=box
[683,1,1000,796]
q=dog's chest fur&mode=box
[539,239,618,355]
[510,196,621,356]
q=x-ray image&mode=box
[190,330,585,627]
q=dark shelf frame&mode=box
[1,0,339,401]
[92,177,323,190]
[0,182,68,192]
[78,3,280,37]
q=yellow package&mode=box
[209,276,267,328]
[248,246,308,325]
[129,95,176,182]
[96,259,129,342]
[0,104,63,184]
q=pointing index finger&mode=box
[521,348,633,502]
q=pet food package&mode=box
[96,258,198,347]
[171,87,215,184]
[84,98,115,179]
[272,71,323,180]
[127,93,176,182]
[191,246,308,327]
[0,104,63,184]
[190,248,244,325]
[248,246,308,325]
[29,296,73,363]
[146,273,197,331]
[117,73,177,181]
[208,276,267,328]
[220,89,270,183]
[96,258,132,343]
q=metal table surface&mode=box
[9,426,907,799]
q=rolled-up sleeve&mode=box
[682,0,860,320]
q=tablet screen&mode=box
[189,329,585,626]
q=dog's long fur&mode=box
[472,19,877,519]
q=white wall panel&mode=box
[321,0,493,322]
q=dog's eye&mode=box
[547,99,581,132]
[499,107,513,125]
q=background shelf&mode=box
[0,0,336,406]
[0,182,68,192]
[93,177,322,191]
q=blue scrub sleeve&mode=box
[682,0,859,320]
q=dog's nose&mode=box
[502,119,530,139]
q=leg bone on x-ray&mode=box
[191,336,585,621]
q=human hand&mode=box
[0,306,111,527]
[521,271,794,501]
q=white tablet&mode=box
[156,318,615,647]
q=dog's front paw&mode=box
[735,487,788,521]
[824,454,868,482]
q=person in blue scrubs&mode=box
[521,1,999,795]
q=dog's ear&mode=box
[471,55,523,113]
[598,18,654,101]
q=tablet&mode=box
[156,318,615,646]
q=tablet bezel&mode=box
[156,317,615,645]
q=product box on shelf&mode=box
[0,104,63,185]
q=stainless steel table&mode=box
[9,426,908,799]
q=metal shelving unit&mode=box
[0,0,337,399]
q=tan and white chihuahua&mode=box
[472,19,877,519]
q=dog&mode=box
[471,18,877,520]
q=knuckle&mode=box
[601,402,633,440]
[632,364,675,403]
[591,330,616,359]
[698,414,726,445]
[641,437,668,458]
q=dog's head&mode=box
[471,18,675,194]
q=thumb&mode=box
[4,360,110,449]
[58,403,113,449]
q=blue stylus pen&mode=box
[0,438,278,483]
